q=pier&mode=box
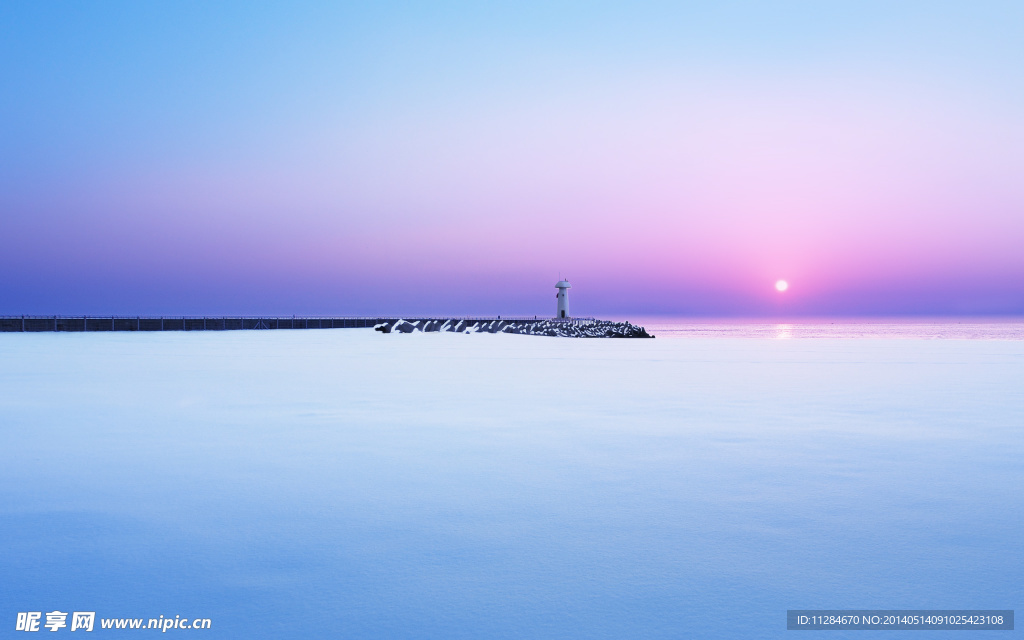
[0,316,558,332]
[0,316,651,337]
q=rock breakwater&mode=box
[374,318,653,338]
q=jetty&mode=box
[375,318,652,338]
[0,316,653,338]
[0,280,653,337]
[0,316,384,332]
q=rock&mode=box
[374,318,654,338]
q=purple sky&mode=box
[2,2,1022,316]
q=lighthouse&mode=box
[555,280,571,319]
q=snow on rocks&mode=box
[374,318,653,338]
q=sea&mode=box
[1,318,1021,638]
[628,316,1024,340]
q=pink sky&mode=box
[2,4,1022,316]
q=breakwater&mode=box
[376,318,653,338]
[0,316,653,338]
[0,316,384,332]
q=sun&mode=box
[775,280,788,292]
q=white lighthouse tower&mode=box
[555,279,571,319]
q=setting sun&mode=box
[775,280,788,292]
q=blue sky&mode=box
[2,1,1022,315]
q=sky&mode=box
[2,1,1022,317]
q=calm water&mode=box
[1,323,1021,638]
[630,317,1024,340]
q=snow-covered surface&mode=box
[1,329,1022,638]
